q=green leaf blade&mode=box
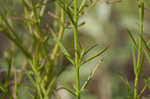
[81,45,109,65]
[52,32,75,65]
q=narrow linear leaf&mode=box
[26,69,43,99]
[30,0,40,22]
[0,83,6,93]
[79,0,87,14]
[138,83,147,98]
[0,12,21,42]
[22,0,31,11]
[139,35,150,64]
[57,0,75,25]
[46,77,56,95]
[128,31,150,67]
[80,44,98,61]
[40,76,56,99]
[65,7,75,25]
[0,20,32,59]
[128,30,138,49]
[30,62,42,85]
[140,34,150,53]
[82,0,97,16]
[40,0,48,16]
[81,45,109,65]
[80,46,88,60]
[40,85,49,99]
[57,86,76,96]
[119,76,132,99]
[128,30,138,74]
[28,62,44,99]
[78,22,86,27]
[26,70,44,99]
[25,71,36,87]
[68,6,74,14]
[51,31,75,65]
[145,78,150,88]
[81,60,102,92]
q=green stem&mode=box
[73,0,80,98]
[134,0,144,99]
[51,8,65,61]
[134,74,139,99]
[45,8,65,88]
[75,66,80,99]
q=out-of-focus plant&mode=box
[120,0,150,99]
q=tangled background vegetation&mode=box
[0,0,150,99]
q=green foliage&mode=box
[52,31,75,65]
[0,0,108,99]
[126,0,150,99]
[119,76,132,99]
[81,60,102,92]
[2,0,150,98]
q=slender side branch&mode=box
[51,8,65,61]
[44,8,66,88]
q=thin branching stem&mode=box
[45,8,66,88]
[134,0,144,98]
[51,8,65,62]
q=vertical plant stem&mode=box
[44,8,65,88]
[134,0,144,99]
[73,0,80,98]
[134,74,139,99]
[75,66,80,99]
[51,8,65,61]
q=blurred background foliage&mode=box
[0,0,150,99]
